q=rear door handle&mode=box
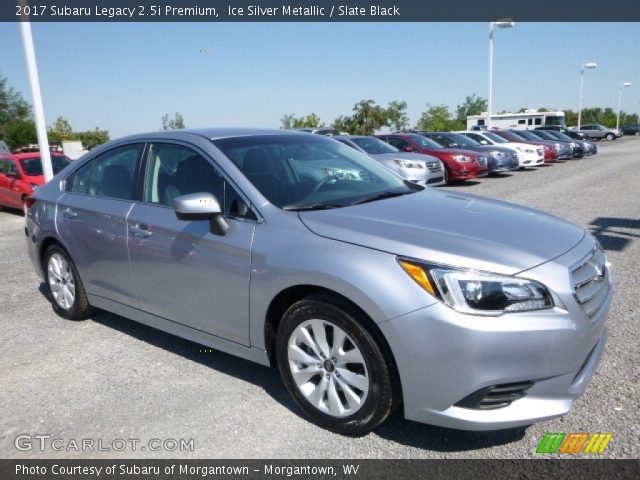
[62,207,78,219]
[130,223,152,238]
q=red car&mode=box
[375,133,489,183]
[0,152,70,213]
[492,130,558,163]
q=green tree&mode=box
[0,74,32,143]
[332,115,354,133]
[416,104,452,132]
[349,99,389,135]
[75,128,110,150]
[453,94,487,130]
[280,113,324,129]
[161,112,185,130]
[48,116,73,142]
[386,100,409,132]
[4,120,37,148]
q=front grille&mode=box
[426,161,442,172]
[455,381,534,410]
[427,176,443,184]
[571,247,611,320]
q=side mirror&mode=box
[174,192,229,236]
[480,140,489,145]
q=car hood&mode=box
[370,152,440,163]
[298,189,585,275]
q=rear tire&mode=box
[276,295,397,436]
[44,245,93,320]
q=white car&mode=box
[458,130,545,167]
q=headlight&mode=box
[489,150,504,158]
[398,259,554,316]
[452,155,471,163]
[393,159,424,169]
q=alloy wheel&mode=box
[47,253,76,310]
[287,319,369,418]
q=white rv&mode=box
[467,110,566,131]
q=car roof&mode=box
[114,128,308,143]
[11,152,65,160]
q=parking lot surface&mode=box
[1,138,638,458]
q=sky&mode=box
[1,22,639,138]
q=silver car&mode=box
[333,135,446,186]
[26,129,611,436]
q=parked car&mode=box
[295,128,341,136]
[418,132,519,174]
[571,124,621,141]
[375,133,488,183]
[535,125,586,140]
[332,135,446,186]
[458,130,545,167]
[492,130,558,163]
[540,130,598,156]
[26,128,611,435]
[0,152,70,213]
[0,140,10,155]
[526,130,584,158]
[512,130,572,160]
[620,124,640,136]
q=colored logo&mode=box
[536,432,613,454]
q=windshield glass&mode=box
[483,132,508,144]
[544,115,566,126]
[514,131,540,141]
[408,134,444,149]
[212,134,418,209]
[350,137,399,154]
[20,155,71,176]
[430,133,479,148]
[527,131,550,140]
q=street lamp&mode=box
[616,82,632,130]
[487,20,514,130]
[577,62,597,130]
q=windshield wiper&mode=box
[349,189,413,206]
[283,203,343,211]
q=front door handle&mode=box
[130,223,152,238]
[62,207,77,219]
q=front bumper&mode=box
[379,236,611,431]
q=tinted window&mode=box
[387,138,410,151]
[66,144,142,200]
[20,156,71,176]
[143,143,253,219]
[350,137,399,154]
[518,119,526,125]
[534,118,542,126]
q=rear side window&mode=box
[66,144,143,200]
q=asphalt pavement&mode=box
[1,137,638,459]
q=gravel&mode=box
[0,137,638,459]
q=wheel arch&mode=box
[263,284,403,401]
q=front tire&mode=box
[276,296,397,436]
[44,245,93,320]
[605,133,615,141]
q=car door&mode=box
[56,143,144,306]
[127,141,256,345]
[0,158,24,209]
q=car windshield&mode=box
[544,115,565,126]
[483,132,509,144]
[513,131,540,141]
[407,134,444,149]
[430,133,479,149]
[350,137,399,154]
[529,131,552,140]
[212,134,419,210]
[20,155,71,176]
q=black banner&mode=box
[4,0,640,22]
[2,459,640,480]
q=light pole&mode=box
[616,82,632,131]
[577,62,597,130]
[487,20,514,130]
